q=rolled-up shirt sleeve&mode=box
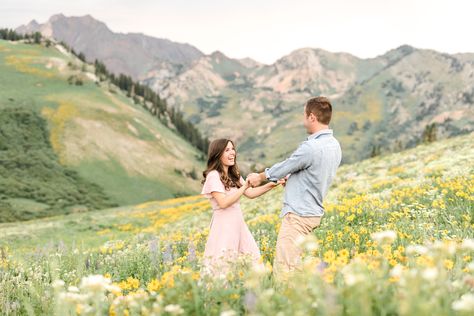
[265,142,313,181]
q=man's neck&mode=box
[308,125,329,135]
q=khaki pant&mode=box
[273,212,321,280]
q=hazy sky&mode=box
[1,0,472,64]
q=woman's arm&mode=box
[210,180,250,209]
[243,180,283,199]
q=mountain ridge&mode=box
[16,14,204,79]
[13,14,474,167]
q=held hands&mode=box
[247,173,263,187]
[246,172,288,188]
[243,178,251,189]
[269,178,287,188]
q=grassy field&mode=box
[0,132,473,315]
[0,40,204,216]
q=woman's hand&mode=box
[265,178,283,188]
[266,181,279,188]
[243,177,285,199]
[280,175,289,187]
[268,178,287,188]
[243,178,251,190]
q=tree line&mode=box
[91,59,209,154]
[0,28,209,154]
[0,28,42,43]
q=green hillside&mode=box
[0,107,116,222]
[0,132,472,315]
[0,39,204,221]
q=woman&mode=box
[201,139,282,275]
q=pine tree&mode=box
[422,123,437,143]
[78,52,86,62]
[33,32,42,44]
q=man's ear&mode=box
[310,112,317,122]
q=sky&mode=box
[1,0,472,64]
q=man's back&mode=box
[282,129,341,217]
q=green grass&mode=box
[74,159,175,205]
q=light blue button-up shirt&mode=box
[265,129,342,217]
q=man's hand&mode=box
[247,172,264,187]
[268,178,286,188]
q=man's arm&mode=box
[248,142,312,186]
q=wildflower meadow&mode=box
[1,133,473,315]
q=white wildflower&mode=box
[431,240,456,255]
[461,239,474,251]
[390,264,405,278]
[344,273,365,286]
[59,292,88,303]
[452,293,474,312]
[452,280,463,289]
[421,267,438,281]
[305,235,320,252]
[164,304,184,314]
[371,230,397,244]
[406,245,428,255]
[51,279,65,290]
[106,284,122,295]
[67,286,79,293]
[152,302,162,313]
[342,265,365,286]
[468,261,474,272]
[79,275,111,293]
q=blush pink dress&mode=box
[201,170,261,274]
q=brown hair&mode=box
[202,139,242,190]
[305,96,332,125]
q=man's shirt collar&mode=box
[307,129,333,140]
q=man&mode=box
[247,96,342,279]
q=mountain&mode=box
[15,14,204,80]
[158,45,474,166]
[0,38,204,221]
[16,15,474,167]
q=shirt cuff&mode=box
[264,168,278,182]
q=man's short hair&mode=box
[305,96,332,125]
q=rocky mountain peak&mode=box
[15,14,204,79]
[49,13,66,22]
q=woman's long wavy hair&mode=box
[202,139,242,190]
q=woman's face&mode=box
[220,141,236,167]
